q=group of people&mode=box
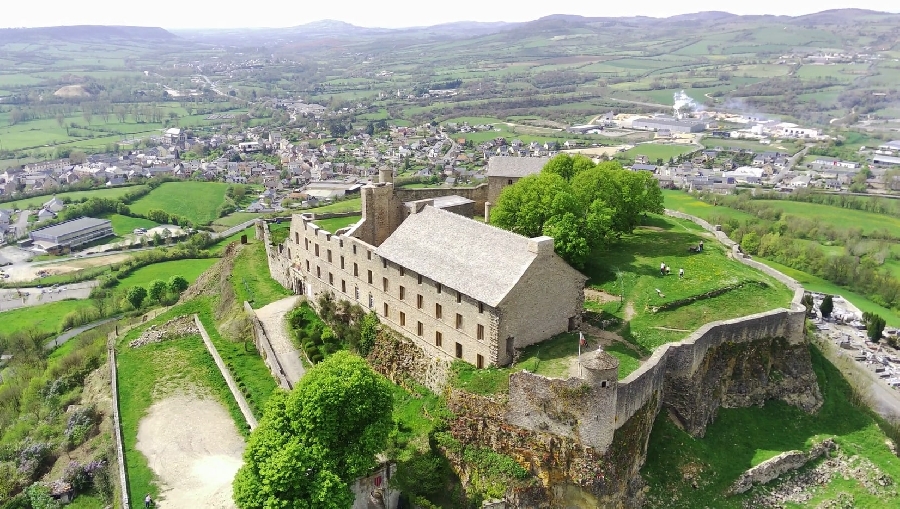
[660,262,685,279]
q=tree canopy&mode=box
[233,351,393,509]
[491,155,663,268]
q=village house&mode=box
[485,156,551,205]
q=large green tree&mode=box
[491,156,662,268]
[233,351,393,509]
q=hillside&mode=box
[0,25,177,44]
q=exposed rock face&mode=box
[366,327,449,392]
[729,438,837,494]
[128,316,199,348]
[664,337,823,437]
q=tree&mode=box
[233,352,393,509]
[126,286,147,309]
[863,312,886,342]
[357,312,379,356]
[149,279,168,303]
[819,295,834,318]
[169,275,189,294]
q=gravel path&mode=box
[136,394,244,509]
[254,296,305,385]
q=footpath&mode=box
[252,296,306,386]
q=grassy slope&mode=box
[0,299,95,336]
[305,197,362,213]
[586,215,793,352]
[114,258,219,288]
[232,240,292,308]
[129,182,230,225]
[642,345,900,508]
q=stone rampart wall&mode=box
[243,301,293,390]
[258,219,297,293]
[394,184,488,216]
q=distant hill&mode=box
[0,25,177,44]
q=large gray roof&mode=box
[31,217,111,237]
[376,206,540,307]
[486,156,551,178]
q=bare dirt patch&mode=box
[624,302,636,321]
[136,393,244,508]
[584,288,621,305]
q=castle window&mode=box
[477,354,484,369]
[399,286,405,301]
[455,343,463,359]
[295,232,299,244]
[367,251,372,260]
[436,283,442,294]
[435,303,442,319]
[383,302,389,317]
[435,331,442,347]
[457,291,462,304]
[507,179,513,185]
[417,294,423,309]
[354,263,358,276]
[369,294,373,308]
[418,274,423,285]
[353,244,357,254]
[382,258,387,269]
[478,302,484,314]
[315,244,319,257]
[355,286,359,299]
[341,280,346,293]
[327,250,332,263]
[399,312,406,326]
[455,313,463,329]
[368,270,373,284]
[305,238,309,250]
[382,277,389,292]
[601,381,608,388]
[316,266,321,278]
[306,260,310,272]
[340,256,345,269]
[417,321,423,336]
[328,273,333,285]
[399,267,405,276]
[477,324,484,341]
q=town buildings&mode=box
[29,217,113,252]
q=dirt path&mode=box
[136,393,245,508]
[254,296,305,385]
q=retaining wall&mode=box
[243,301,293,390]
[108,347,130,509]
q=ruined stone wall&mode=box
[394,184,488,217]
[366,326,450,393]
[258,219,297,293]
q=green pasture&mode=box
[643,346,900,508]
[621,144,696,162]
[105,214,157,236]
[586,215,793,352]
[213,212,264,228]
[0,298,96,337]
[1,184,148,210]
[662,189,756,223]
[754,200,900,236]
[129,182,231,225]
[305,197,362,214]
[115,258,218,289]
[701,137,800,154]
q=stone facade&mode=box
[270,183,585,368]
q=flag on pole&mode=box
[579,332,586,347]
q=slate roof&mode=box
[486,156,551,178]
[376,206,542,307]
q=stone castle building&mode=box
[280,169,586,367]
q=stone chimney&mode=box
[484,202,492,223]
[379,167,394,184]
[527,236,555,257]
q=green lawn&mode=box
[208,226,256,255]
[312,215,361,232]
[514,332,643,380]
[1,185,149,210]
[754,200,900,237]
[662,189,757,223]
[642,345,900,508]
[130,182,231,225]
[0,299,96,337]
[585,215,793,352]
[305,197,362,214]
[232,242,292,308]
[115,258,219,288]
[104,214,157,236]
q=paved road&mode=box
[13,209,31,238]
[254,296,305,385]
[0,281,97,312]
[45,315,120,350]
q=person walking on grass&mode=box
[660,262,666,276]
[679,268,684,279]
[145,494,153,508]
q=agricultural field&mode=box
[129,182,231,225]
[304,197,362,214]
[0,185,149,210]
[104,214,158,236]
[754,200,900,236]
[0,298,96,337]
[114,258,219,288]
[619,143,697,162]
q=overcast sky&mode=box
[1,1,897,29]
